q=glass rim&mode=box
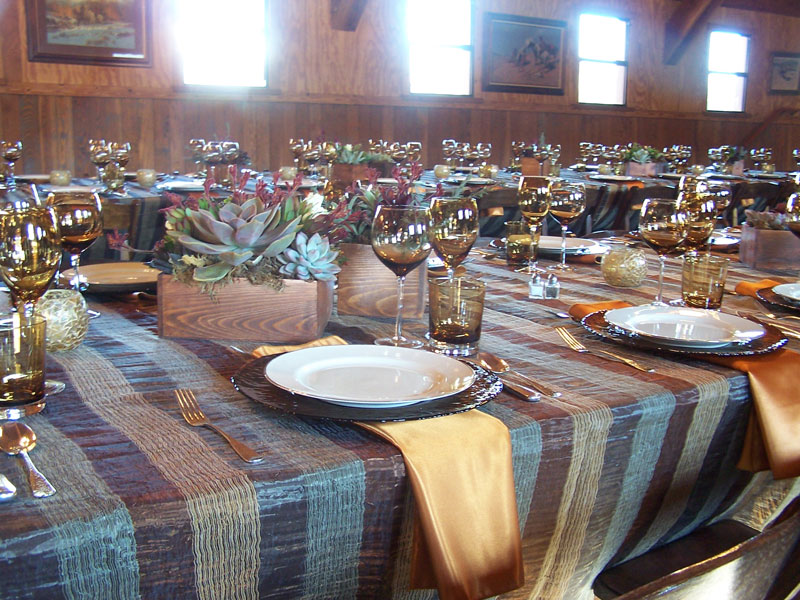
[429,275,485,290]
[0,313,47,329]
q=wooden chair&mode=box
[593,498,800,600]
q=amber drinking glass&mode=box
[430,196,478,280]
[371,206,431,348]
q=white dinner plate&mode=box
[15,174,51,183]
[61,262,160,293]
[376,177,399,185]
[772,284,800,303]
[657,173,685,180]
[538,236,606,256]
[605,305,766,348]
[709,232,739,248]
[46,185,100,194]
[275,178,324,189]
[589,174,640,182]
[568,164,599,171]
[265,345,476,408]
[445,176,494,185]
[749,172,786,180]
[702,173,745,181]
[156,180,206,192]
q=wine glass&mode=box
[548,181,587,271]
[289,138,306,168]
[1,141,23,189]
[188,138,206,175]
[371,205,432,348]
[46,190,103,291]
[0,203,62,318]
[639,198,688,305]
[442,139,458,168]
[676,184,716,255]
[89,139,111,181]
[517,176,551,274]
[430,196,479,280]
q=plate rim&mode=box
[771,283,800,303]
[582,310,786,356]
[264,344,476,405]
[757,287,800,313]
[232,355,502,422]
[604,305,766,348]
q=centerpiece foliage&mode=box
[623,143,664,164]
[134,168,340,295]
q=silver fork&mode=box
[175,389,264,463]
[555,327,655,373]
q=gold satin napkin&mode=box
[569,301,800,479]
[734,278,783,298]
[255,338,524,600]
[252,335,347,357]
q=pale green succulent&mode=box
[167,197,300,282]
[277,232,340,281]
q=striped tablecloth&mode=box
[0,250,798,600]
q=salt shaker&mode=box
[528,274,545,299]
[545,274,560,299]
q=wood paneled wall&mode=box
[1,0,798,175]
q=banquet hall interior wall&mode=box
[1,0,799,175]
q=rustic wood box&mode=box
[520,157,550,176]
[336,242,427,318]
[739,224,800,272]
[157,274,334,342]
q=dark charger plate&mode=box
[756,287,800,314]
[581,310,788,357]
[231,355,503,423]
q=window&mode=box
[177,0,267,87]
[407,0,472,95]
[707,31,749,112]
[577,14,628,105]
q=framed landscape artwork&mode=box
[769,52,800,94]
[25,0,151,66]
[483,13,566,95]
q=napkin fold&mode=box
[734,278,782,298]
[255,338,524,599]
[569,300,800,479]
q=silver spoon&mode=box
[0,473,16,501]
[478,351,562,399]
[0,422,56,498]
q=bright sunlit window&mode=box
[578,14,628,105]
[177,0,267,87]
[407,0,472,95]
[707,31,749,112]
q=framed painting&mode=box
[483,13,566,95]
[769,52,800,94]
[25,0,151,66]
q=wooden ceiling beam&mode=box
[722,0,800,17]
[664,0,724,65]
[330,0,368,32]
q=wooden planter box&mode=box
[331,163,371,186]
[520,157,550,176]
[739,224,800,272]
[336,242,427,318]
[157,274,334,342]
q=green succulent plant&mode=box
[277,232,340,281]
[167,196,300,283]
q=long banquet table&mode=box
[0,248,799,599]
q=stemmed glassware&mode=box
[442,139,458,169]
[0,198,62,318]
[517,176,551,274]
[430,196,479,281]
[371,205,432,348]
[548,181,587,271]
[675,182,717,255]
[303,143,322,178]
[1,141,23,189]
[46,190,103,291]
[289,138,306,169]
[188,138,206,175]
[639,198,689,305]
[0,192,67,396]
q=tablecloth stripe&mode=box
[55,348,261,600]
[527,393,614,600]
[92,311,371,598]
[627,366,730,558]
[0,416,140,600]
[713,472,800,531]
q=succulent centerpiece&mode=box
[112,169,341,341]
[622,143,664,177]
[154,170,339,294]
